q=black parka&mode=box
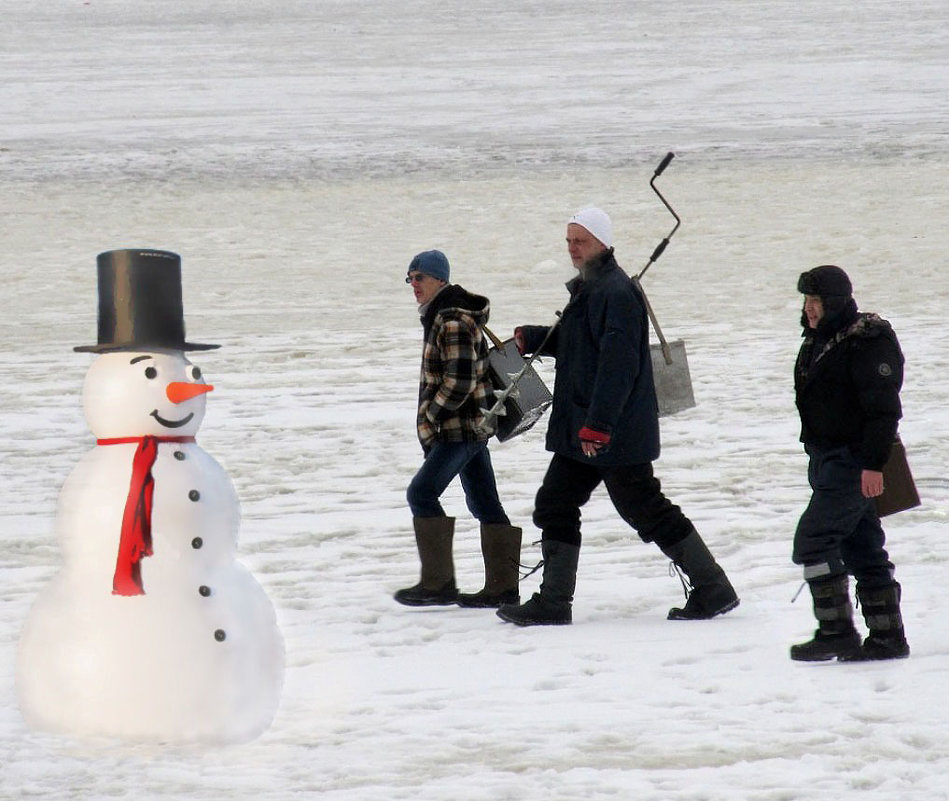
[519,250,660,466]
[794,306,903,471]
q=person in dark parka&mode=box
[790,264,910,661]
[497,207,738,626]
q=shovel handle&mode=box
[633,277,674,365]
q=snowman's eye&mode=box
[144,366,158,379]
[191,366,202,380]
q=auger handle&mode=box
[637,151,681,281]
[654,151,674,177]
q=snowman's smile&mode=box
[150,410,195,428]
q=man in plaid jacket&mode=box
[394,250,522,609]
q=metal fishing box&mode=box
[486,338,553,442]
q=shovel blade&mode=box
[650,339,696,417]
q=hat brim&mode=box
[73,342,221,353]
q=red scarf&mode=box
[97,435,196,596]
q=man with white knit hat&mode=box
[568,207,613,249]
[497,206,739,627]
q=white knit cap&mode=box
[568,207,613,248]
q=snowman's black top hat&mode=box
[74,249,220,353]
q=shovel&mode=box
[634,152,696,417]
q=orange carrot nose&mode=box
[166,382,215,404]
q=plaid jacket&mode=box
[417,284,493,448]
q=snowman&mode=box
[17,249,284,745]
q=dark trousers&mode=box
[793,445,894,588]
[533,453,694,548]
[407,440,510,524]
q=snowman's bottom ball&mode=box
[16,566,284,745]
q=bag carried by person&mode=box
[875,437,921,517]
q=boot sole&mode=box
[790,639,864,662]
[496,608,571,626]
[667,597,740,621]
[393,594,459,607]
[456,596,520,609]
[790,651,842,662]
[838,647,911,663]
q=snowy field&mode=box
[2,1,949,799]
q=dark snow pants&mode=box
[793,445,895,589]
[533,453,694,548]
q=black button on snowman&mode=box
[17,249,284,745]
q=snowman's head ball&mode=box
[83,350,212,439]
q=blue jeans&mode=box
[407,441,510,524]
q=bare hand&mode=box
[862,469,884,498]
[580,441,603,458]
[578,426,610,458]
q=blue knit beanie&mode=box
[407,250,450,283]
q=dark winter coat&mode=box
[417,284,494,448]
[794,305,903,471]
[519,250,660,466]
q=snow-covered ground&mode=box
[2,2,948,799]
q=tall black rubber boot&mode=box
[662,530,739,620]
[790,574,862,661]
[496,540,579,626]
[394,516,459,606]
[839,582,910,661]
[457,524,523,608]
